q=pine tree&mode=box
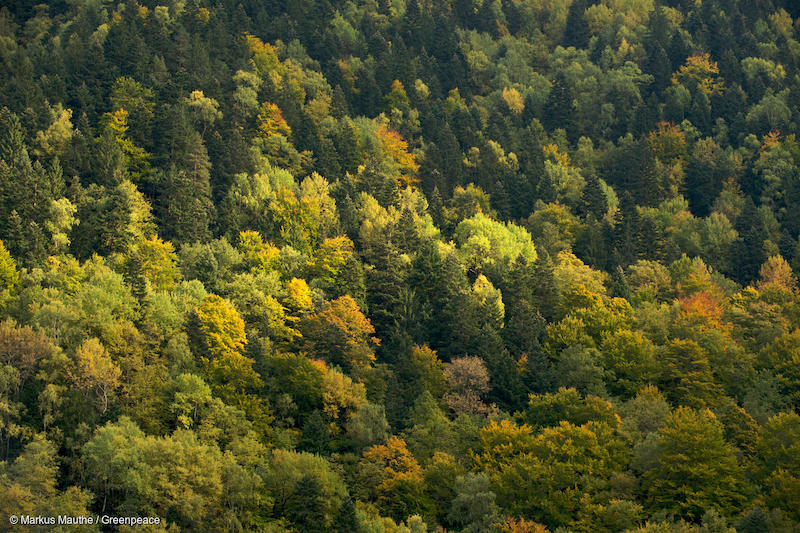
[531,251,560,321]
[537,171,558,204]
[491,180,512,220]
[503,257,547,358]
[395,208,421,255]
[521,346,557,395]
[335,120,361,175]
[668,31,691,70]
[438,123,462,194]
[575,216,611,271]
[331,85,350,119]
[409,240,467,351]
[316,136,342,180]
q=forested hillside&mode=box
[1,0,800,531]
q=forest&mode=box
[1,0,800,531]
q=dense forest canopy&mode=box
[1,0,800,531]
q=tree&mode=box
[581,175,608,220]
[658,338,722,408]
[0,321,53,383]
[600,329,659,398]
[332,496,360,533]
[300,295,379,377]
[190,295,261,400]
[757,255,797,293]
[0,108,57,265]
[158,163,213,245]
[0,241,18,300]
[265,449,348,526]
[103,108,151,181]
[1,437,96,531]
[754,412,800,520]
[82,417,229,529]
[109,76,155,149]
[476,419,624,528]
[733,198,768,284]
[684,138,739,217]
[185,90,222,137]
[523,388,619,429]
[443,356,491,416]
[618,385,670,443]
[671,54,724,96]
[268,186,321,255]
[562,0,589,48]
[285,474,328,533]
[454,212,537,280]
[192,295,247,360]
[356,436,430,521]
[448,473,501,533]
[409,345,447,398]
[33,104,75,159]
[68,337,121,414]
[254,102,308,175]
[127,236,182,292]
[642,407,749,520]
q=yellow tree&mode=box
[502,87,525,115]
[191,295,261,400]
[69,338,122,414]
[34,104,74,158]
[237,230,279,273]
[104,108,151,180]
[375,126,420,188]
[0,240,18,310]
[756,255,797,293]
[300,295,379,377]
[256,102,292,139]
[193,295,247,359]
[357,436,430,521]
[130,236,182,292]
[671,53,724,96]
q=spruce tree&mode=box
[581,175,608,220]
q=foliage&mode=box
[2,0,800,530]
